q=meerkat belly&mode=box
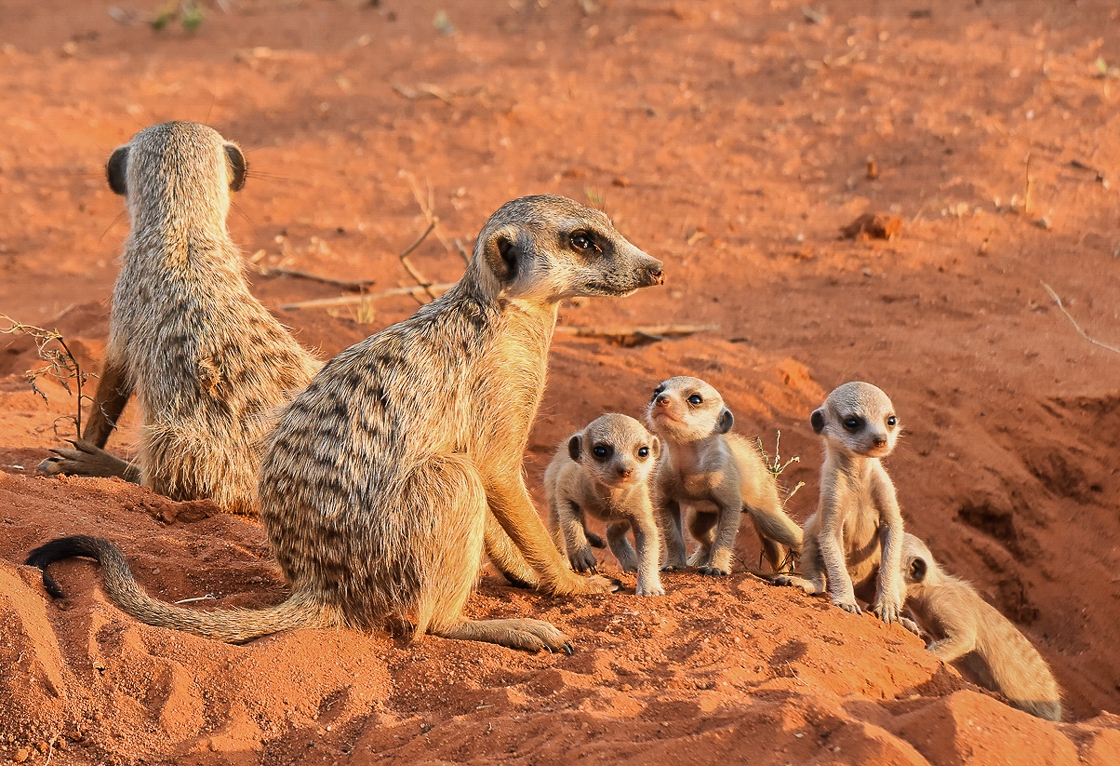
[674,471,723,503]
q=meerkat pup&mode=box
[545,414,664,596]
[646,376,803,576]
[775,381,906,624]
[28,195,664,653]
[38,121,320,515]
[901,534,1062,721]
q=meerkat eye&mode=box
[592,445,612,460]
[843,416,863,431]
[687,394,703,406]
[637,446,650,458]
[570,232,596,252]
[887,415,898,427]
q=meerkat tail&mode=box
[26,536,329,644]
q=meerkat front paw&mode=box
[568,546,598,573]
[833,598,862,615]
[698,566,731,576]
[872,599,902,624]
[635,579,665,596]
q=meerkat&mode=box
[545,414,664,596]
[28,194,665,652]
[775,381,906,624]
[646,376,803,576]
[901,534,1062,721]
[37,121,320,515]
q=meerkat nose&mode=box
[655,395,671,407]
[617,466,633,478]
[874,436,887,447]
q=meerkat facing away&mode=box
[901,534,1062,721]
[775,381,906,624]
[545,414,664,596]
[28,194,664,653]
[38,121,320,515]
[646,376,803,576]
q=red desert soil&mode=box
[2,1,1119,763]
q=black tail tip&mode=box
[25,535,107,599]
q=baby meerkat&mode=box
[646,376,803,576]
[901,534,1062,721]
[38,121,320,515]
[28,194,664,653]
[545,414,664,596]
[776,381,906,624]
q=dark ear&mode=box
[568,434,582,462]
[106,146,129,196]
[482,225,522,284]
[650,436,661,460]
[716,407,734,434]
[810,408,826,434]
[225,143,247,192]
[908,557,928,583]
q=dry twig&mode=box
[1041,282,1120,355]
[0,315,94,436]
[279,283,458,311]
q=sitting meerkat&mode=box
[646,376,803,576]
[775,381,906,624]
[545,414,664,596]
[28,194,664,653]
[901,534,1062,721]
[38,121,320,515]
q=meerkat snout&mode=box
[646,376,734,443]
[811,381,900,458]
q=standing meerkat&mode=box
[775,381,906,624]
[901,534,1062,721]
[28,195,665,652]
[38,121,320,515]
[545,414,664,596]
[646,376,803,576]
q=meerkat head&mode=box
[106,121,247,228]
[470,195,663,303]
[645,376,734,444]
[901,533,939,587]
[568,413,660,490]
[811,381,900,459]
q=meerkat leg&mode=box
[40,359,137,480]
[485,511,540,589]
[605,520,638,572]
[701,494,744,576]
[417,456,572,652]
[486,474,617,596]
[686,509,717,568]
[773,533,827,594]
[630,513,665,597]
[659,499,688,571]
[557,500,599,573]
[584,525,606,549]
[820,528,860,614]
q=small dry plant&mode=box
[0,315,95,438]
[755,430,805,506]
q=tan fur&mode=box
[545,414,664,596]
[901,534,1062,721]
[38,121,320,515]
[776,381,906,624]
[29,195,664,652]
[646,376,803,575]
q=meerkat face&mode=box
[645,376,734,443]
[811,381,900,458]
[568,413,661,489]
[473,195,663,303]
[107,121,247,224]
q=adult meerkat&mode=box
[646,376,803,576]
[38,121,320,515]
[545,414,664,596]
[775,381,906,624]
[901,534,1062,721]
[28,195,664,652]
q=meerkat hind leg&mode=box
[606,521,638,572]
[422,456,570,653]
[39,439,141,482]
[686,510,717,568]
[484,510,539,589]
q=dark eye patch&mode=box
[886,415,898,427]
[843,416,864,431]
[592,444,613,460]
[637,446,650,458]
[687,394,703,405]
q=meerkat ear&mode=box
[650,436,661,459]
[568,434,582,462]
[481,226,523,284]
[224,143,248,192]
[810,408,826,434]
[106,146,129,196]
[716,407,734,434]
[908,557,928,583]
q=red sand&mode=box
[2,1,1119,763]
